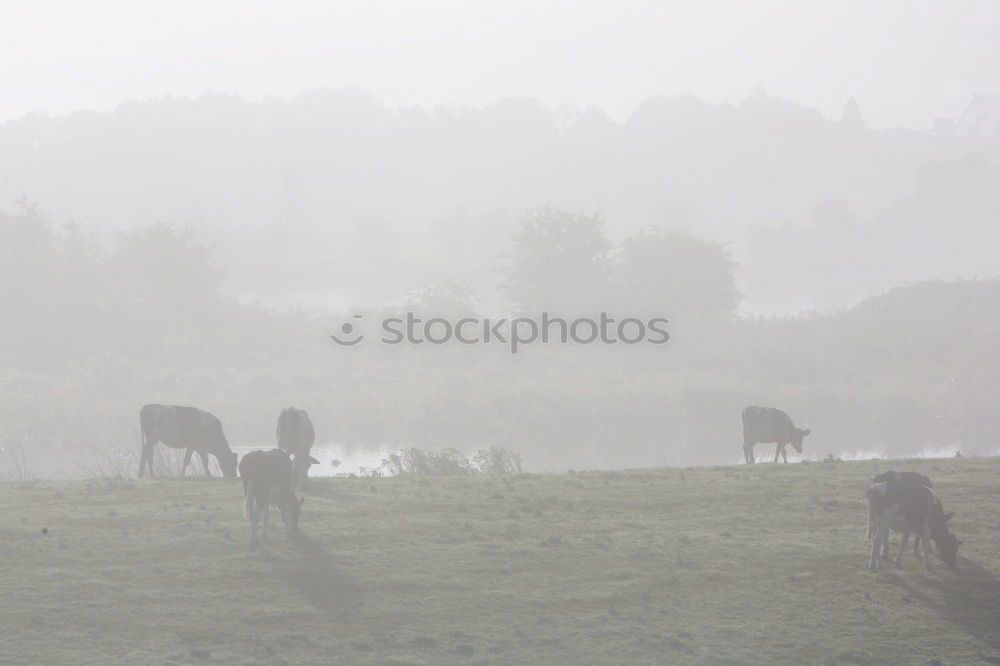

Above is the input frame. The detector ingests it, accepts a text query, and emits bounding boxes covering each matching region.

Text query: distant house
[953,94,1000,137]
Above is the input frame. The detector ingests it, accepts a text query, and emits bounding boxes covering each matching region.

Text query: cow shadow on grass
[291,534,364,619]
[260,533,364,620]
[883,557,1000,652]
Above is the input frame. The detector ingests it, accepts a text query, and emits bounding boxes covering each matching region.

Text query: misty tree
[0,202,114,367]
[404,279,479,319]
[502,207,613,314]
[108,222,224,314]
[0,204,61,366]
[615,228,741,319]
[840,97,865,129]
[104,222,228,362]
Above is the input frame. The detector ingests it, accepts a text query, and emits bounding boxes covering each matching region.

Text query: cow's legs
[199,450,212,477]
[867,502,874,541]
[139,438,158,478]
[261,503,271,542]
[872,527,893,570]
[913,533,930,557]
[869,526,885,570]
[248,499,261,549]
[895,531,910,566]
[743,441,755,464]
[870,505,898,570]
[180,448,194,476]
[919,523,933,570]
[773,444,785,463]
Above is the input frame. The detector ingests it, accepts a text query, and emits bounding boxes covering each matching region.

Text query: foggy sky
[3,0,998,129]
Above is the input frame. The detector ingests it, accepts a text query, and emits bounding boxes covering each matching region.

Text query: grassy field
[1,457,999,665]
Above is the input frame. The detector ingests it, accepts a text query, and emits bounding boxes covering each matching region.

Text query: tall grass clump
[2,447,37,482]
[472,446,522,474]
[378,446,522,476]
[75,442,138,479]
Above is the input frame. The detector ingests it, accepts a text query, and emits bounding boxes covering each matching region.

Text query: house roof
[954,94,1000,136]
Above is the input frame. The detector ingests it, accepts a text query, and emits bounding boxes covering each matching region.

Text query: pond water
[833,445,965,461]
[231,443,414,477]
[234,443,988,476]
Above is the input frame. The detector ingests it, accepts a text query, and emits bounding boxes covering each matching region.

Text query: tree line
[2,202,999,474]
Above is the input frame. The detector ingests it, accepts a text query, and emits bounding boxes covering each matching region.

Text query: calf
[866,481,960,570]
[239,449,305,550]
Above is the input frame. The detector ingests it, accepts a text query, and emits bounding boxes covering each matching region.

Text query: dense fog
[2,2,999,479]
[4,90,999,315]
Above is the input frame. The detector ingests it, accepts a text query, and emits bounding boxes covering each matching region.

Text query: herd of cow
[139,403,318,549]
[137,403,962,567]
[742,405,962,570]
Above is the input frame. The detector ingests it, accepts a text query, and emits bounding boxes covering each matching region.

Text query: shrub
[378,446,522,476]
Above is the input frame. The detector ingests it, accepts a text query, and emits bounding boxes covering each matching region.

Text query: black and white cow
[239,449,304,550]
[741,406,810,464]
[866,480,960,570]
[870,470,933,558]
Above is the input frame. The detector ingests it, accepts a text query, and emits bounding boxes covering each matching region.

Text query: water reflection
[232,443,392,477]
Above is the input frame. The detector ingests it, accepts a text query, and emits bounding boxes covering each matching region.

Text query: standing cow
[239,449,304,550]
[276,407,319,487]
[139,404,238,478]
[742,406,810,464]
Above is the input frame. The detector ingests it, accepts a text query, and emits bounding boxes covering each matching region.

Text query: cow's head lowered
[205,416,239,479]
[294,454,321,486]
[790,428,810,453]
[932,512,961,568]
[217,450,238,479]
[282,496,305,537]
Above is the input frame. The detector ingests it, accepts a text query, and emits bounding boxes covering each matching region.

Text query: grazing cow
[276,407,319,487]
[866,481,960,570]
[139,404,238,479]
[741,406,810,464]
[870,470,933,558]
[239,449,304,549]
